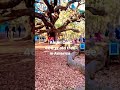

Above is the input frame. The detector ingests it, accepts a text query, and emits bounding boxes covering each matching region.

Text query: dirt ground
[0,40,34,89]
[95,64,120,90]
[1,40,120,90]
[0,40,85,90]
[35,43,85,90]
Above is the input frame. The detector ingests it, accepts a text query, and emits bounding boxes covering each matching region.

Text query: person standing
[115,25,120,40]
[12,26,15,38]
[5,26,9,38]
[48,35,51,44]
[51,37,54,44]
[79,35,83,43]
[74,38,77,44]
[18,25,21,37]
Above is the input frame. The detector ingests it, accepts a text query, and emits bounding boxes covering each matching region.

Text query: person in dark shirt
[79,35,83,43]
[115,26,120,40]
[83,38,85,42]
[5,26,9,38]
[18,26,21,37]
[12,27,15,38]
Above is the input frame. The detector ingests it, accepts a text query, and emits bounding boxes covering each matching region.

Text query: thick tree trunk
[8,30,14,41]
[22,17,32,40]
[22,34,32,40]
[49,31,56,41]
[23,28,32,40]
[55,32,60,41]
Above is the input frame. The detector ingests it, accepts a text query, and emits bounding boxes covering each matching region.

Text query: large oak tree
[0,0,107,40]
[35,0,85,41]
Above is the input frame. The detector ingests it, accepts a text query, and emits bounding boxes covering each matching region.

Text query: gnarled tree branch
[60,28,80,33]
[0,0,23,9]
[86,6,107,16]
[0,8,33,23]
[58,14,83,30]
[35,25,44,30]
[35,12,54,28]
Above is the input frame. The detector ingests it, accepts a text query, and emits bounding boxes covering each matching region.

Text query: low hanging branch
[4,8,33,17]
[35,25,45,30]
[86,6,107,16]
[0,17,16,23]
[0,8,33,23]
[36,27,80,34]
[35,13,54,28]
[58,14,83,30]
[54,0,76,12]
[35,29,81,36]
[36,29,47,34]
[61,28,80,33]
[0,0,23,9]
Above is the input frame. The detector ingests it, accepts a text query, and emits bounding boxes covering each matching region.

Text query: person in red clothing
[48,36,50,44]
[51,37,54,43]
[95,31,102,42]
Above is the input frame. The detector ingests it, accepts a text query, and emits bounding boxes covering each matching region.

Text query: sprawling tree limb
[0,8,33,23]
[54,0,82,12]
[35,13,54,28]
[58,14,83,30]
[43,0,55,24]
[36,30,47,34]
[35,25,44,30]
[0,17,16,23]
[35,0,84,36]
[35,27,80,34]
[60,28,80,33]
[54,1,74,12]
[58,19,76,30]
[86,6,107,16]
[36,0,83,26]
[0,0,23,9]
[4,8,33,17]
[24,0,34,8]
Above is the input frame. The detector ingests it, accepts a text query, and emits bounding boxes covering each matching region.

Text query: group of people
[48,36,54,44]
[5,25,23,39]
[105,23,120,42]
[89,30,102,43]
[89,23,120,43]
[47,35,85,45]
[72,35,85,45]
